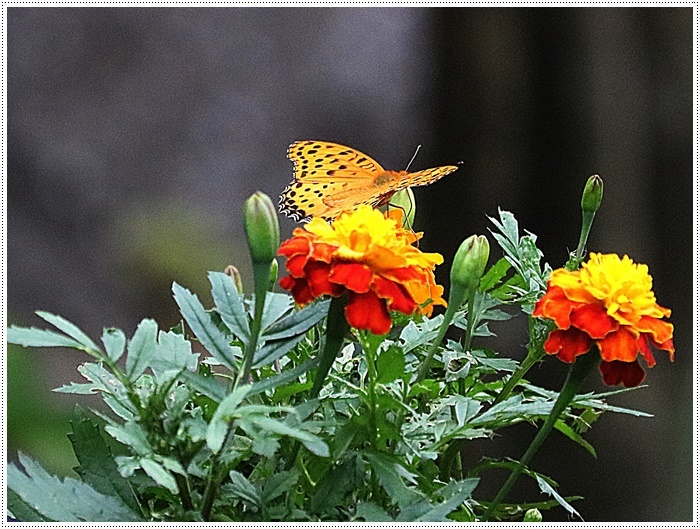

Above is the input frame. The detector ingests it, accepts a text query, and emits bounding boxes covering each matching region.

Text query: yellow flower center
[304,205,444,270]
[551,253,670,326]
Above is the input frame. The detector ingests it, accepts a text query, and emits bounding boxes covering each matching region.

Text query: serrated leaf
[173,282,238,371]
[480,257,512,292]
[311,456,364,515]
[258,292,294,332]
[364,452,423,508]
[101,328,126,362]
[376,346,405,384]
[8,453,142,521]
[125,319,158,380]
[7,325,83,349]
[36,311,101,353]
[105,421,151,455]
[206,384,252,452]
[248,415,329,457]
[228,470,261,508]
[396,478,479,522]
[536,474,583,521]
[7,488,51,521]
[209,271,250,341]
[248,356,320,397]
[178,369,226,402]
[150,330,199,377]
[252,332,306,368]
[261,299,329,341]
[261,470,300,504]
[355,502,393,522]
[554,419,597,458]
[69,407,141,514]
[139,458,178,494]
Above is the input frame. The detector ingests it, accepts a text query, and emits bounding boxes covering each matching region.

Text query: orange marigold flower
[279,205,446,335]
[533,253,674,387]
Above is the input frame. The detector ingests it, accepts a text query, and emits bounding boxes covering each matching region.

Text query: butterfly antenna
[405,145,422,172]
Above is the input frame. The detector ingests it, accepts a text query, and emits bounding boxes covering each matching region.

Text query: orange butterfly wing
[279,140,459,221]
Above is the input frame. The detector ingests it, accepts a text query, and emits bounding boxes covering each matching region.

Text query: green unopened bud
[224,265,244,294]
[451,235,490,292]
[523,508,542,522]
[268,259,279,290]
[581,174,603,214]
[388,187,416,229]
[244,192,280,265]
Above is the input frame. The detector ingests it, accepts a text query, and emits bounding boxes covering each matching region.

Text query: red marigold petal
[278,236,310,258]
[311,242,337,263]
[372,276,416,315]
[345,292,392,335]
[543,329,592,363]
[305,261,344,297]
[329,263,373,293]
[382,267,423,283]
[599,360,646,387]
[570,303,618,339]
[286,254,308,278]
[597,327,639,362]
[637,316,674,349]
[280,275,315,306]
[533,286,582,330]
[637,335,657,368]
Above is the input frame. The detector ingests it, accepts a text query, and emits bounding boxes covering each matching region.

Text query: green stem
[483,350,599,521]
[415,282,469,384]
[574,210,596,264]
[200,425,236,521]
[235,261,270,388]
[360,331,381,449]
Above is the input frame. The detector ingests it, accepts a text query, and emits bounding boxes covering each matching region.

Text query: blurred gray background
[7,7,693,522]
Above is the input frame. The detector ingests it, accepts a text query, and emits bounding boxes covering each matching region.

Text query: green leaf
[258,292,294,332]
[101,328,126,362]
[396,478,479,521]
[261,299,329,341]
[480,257,512,292]
[7,325,83,349]
[7,488,51,521]
[311,456,364,515]
[260,470,300,504]
[105,421,151,455]
[536,474,583,521]
[36,311,101,353]
[125,319,158,380]
[150,330,199,376]
[364,452,423,508]
[209,271,250,341]
[173,282,239,371]
[248,415,329,457]
[376,346,405,384]
[228,470,262,508]
[139,458,178,494]
[206,384,252,452]
[178,369,227,402]
[252,332,306,368]
[248,356,320,397]
[8,453,142,521]
[69,407,141,514]
[355,502,393,522]
[553,419,597,458]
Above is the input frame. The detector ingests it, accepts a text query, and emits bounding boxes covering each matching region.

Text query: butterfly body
[279,140,458,221]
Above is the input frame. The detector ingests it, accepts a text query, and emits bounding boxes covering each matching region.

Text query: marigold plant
[6,174,676,523]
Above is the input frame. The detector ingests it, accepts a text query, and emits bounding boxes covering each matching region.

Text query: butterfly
[279,140,459,221]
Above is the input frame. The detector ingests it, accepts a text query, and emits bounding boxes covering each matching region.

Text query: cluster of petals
[279,205,446,335]
[533,253,674,387]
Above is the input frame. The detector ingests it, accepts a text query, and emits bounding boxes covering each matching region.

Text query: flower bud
[451,235,490,291]
[244,192,280,265]
[581,174,603,214]
[523,508,542,522]
[268,258,279,290]
[388,187,416,229]
[224,265,244,294]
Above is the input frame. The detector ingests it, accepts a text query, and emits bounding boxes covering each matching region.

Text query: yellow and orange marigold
[279,206,446,335]
[533,253,674,387]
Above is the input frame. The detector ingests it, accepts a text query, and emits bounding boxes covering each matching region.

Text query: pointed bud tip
[451,234,490,291]
[581,174,604,213]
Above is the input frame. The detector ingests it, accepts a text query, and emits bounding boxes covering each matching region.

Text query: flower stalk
[572,174,603,268]
[483,348,600,520]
